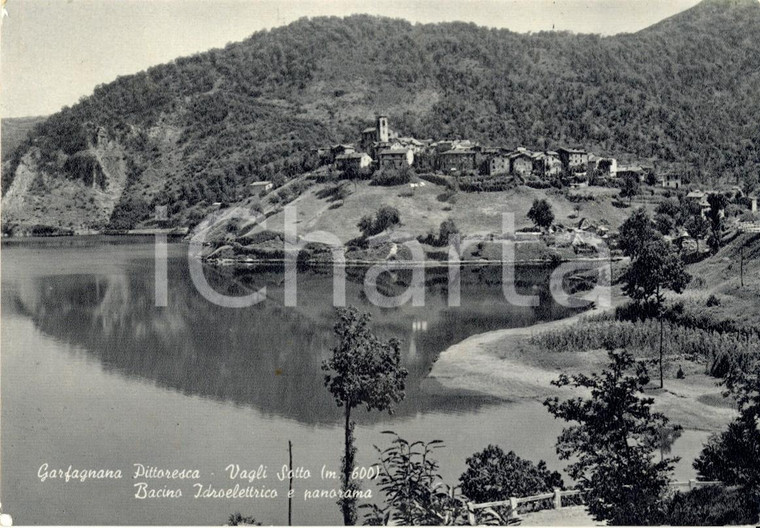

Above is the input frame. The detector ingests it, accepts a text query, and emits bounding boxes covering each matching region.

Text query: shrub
[364,433,479,526]
[662,486,758,525]
[457,174,513,192]
[418,219,459,247]
[316,183,350,202]
[566,192,594,202]
[694,416,760,486]
[417,173,453,187]
[459,445,563,504]
[706,294,721,307]
[227,513,262,526]
[525,179,552,189]
[438,219,459,245]
[357,206,401,238]
[437,190,457,203]
[370,167,412,186]
[375,206,400,232]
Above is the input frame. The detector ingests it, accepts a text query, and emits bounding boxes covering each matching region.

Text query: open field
[244,179,653,243]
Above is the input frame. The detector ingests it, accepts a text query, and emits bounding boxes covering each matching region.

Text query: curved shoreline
[424,300,737,432]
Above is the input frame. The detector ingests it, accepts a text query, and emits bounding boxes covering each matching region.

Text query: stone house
[439,149,477,173]
[489,156,510,176]
[660,174,682,189]
[249,181,273,193]
[510,151,534,177]
[557,147,589,170]
[378,148,414,170]
[336,152,373,172]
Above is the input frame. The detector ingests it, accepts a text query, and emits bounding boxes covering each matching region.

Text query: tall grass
[530,320,758,376]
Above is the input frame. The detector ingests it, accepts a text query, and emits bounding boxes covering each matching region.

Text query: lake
[0,237,707,525]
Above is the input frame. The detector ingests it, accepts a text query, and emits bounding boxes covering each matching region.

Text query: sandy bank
[425,304,737,432]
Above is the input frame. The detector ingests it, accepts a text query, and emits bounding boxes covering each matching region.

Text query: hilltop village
[190,113,760,270]
[251,115,759,248]
[313,115,672,190]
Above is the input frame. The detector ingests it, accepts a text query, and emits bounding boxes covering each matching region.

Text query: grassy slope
[258,180,648,244]
[684,232,760,327]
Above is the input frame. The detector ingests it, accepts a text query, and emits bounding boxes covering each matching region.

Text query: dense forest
[3,0,760,228]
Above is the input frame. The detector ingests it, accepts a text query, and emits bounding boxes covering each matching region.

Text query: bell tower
[376,114,389,143]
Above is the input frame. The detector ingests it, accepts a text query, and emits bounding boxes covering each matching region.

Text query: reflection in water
[3,240,706,526]
[10,254,579,425]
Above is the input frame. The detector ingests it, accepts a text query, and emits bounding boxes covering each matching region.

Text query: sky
[0,0,702,118]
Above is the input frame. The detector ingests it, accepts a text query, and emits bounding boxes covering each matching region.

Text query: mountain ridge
[2,7,759,232]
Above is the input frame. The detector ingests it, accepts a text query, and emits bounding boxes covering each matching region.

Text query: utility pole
[288,441,293,526]
[740,246,744,288]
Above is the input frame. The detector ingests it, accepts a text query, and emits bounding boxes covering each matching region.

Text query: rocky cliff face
[2,131,127,234]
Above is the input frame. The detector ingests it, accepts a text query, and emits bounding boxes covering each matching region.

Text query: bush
[694,416,760,486]
[227,513,262,526]
[459,445,563,504]
[316,183,350,202]
[358,206,401,238]
[438,219,459,245]
[706,294,721,307]
[525,179,552,189]
[418,219,459,247]
[457,174,514,192]
[437,190,457,203]
[364,433,475,526]
[417,173,453,187]
[662,486,758,525]
[370,167,412,186]
[566,192,595,202]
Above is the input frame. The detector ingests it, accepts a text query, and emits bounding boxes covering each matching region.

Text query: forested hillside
[1,116,47,160]
[2,0,759,231]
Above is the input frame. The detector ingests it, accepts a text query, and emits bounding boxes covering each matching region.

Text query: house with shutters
[557,147,589,170]
[378,148,414,170]
[439,149,477,173]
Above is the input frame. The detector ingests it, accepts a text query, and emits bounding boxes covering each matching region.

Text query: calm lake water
[1,237,707,525]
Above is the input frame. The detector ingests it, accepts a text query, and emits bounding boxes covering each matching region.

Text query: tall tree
[544,350,679,525]
[618,207,657,258]
[707,193,729,253]
[694,358,760,522]
[322,307,407,525]
[620,173,641,205]
[527,198,554,231]
[684,214,709,252]
[621,237,691,388]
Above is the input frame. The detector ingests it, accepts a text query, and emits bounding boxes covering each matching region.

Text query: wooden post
[553,488,562,510]
[466,502,476,526]
[509,497,519,520]
[288,441,293,526]
[740,246,744,287]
